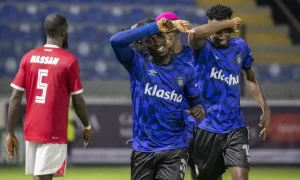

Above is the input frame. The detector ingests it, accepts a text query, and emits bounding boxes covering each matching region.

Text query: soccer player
[110,18,205,180]
[188,4,271,180]
[6,13,91,180]
[156,12,198,180]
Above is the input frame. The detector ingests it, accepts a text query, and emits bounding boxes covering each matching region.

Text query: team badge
[177,77,184,87]
[236,54,242,64]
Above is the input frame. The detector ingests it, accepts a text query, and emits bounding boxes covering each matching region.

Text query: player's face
[209,19,231,47]
[164,32,177,50]
[143,32,168,58]
[212,29,231,47]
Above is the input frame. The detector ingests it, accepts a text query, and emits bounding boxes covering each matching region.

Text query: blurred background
[0,0,300,179]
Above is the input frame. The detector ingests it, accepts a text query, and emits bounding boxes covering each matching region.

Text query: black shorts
[193,127,250,180]
[188,138,198,179]
[131,148,189,180]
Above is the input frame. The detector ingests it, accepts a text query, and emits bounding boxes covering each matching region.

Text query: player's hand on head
[172,20,192,33]
[259,109,271,140]
[83,126,92,148]
[231,17,242,33]
[185,106,205,120]
[6,134,19,160]
[182,20,192,31]
[157,18,176,33]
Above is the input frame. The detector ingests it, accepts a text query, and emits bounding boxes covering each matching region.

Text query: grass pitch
[0,166,299,180]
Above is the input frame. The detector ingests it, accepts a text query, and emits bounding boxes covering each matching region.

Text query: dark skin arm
[188,18,241,49]
[243,69,271,140]
[72,94,91,148]
[7,89,23,136]
[6,89,23,159]
[72,94,89,127]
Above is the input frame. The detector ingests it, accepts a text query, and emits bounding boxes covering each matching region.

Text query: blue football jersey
[175,45,197,139]
[125,50,200,152]
[193,38,253,134]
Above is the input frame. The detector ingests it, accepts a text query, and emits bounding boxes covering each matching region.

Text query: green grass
[0,167,299,180]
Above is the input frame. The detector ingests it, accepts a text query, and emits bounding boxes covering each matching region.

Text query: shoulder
[59,49,77,61]
[230,38,248,47]
[175,58,195,72]
[56,50,80,68]
[192,38,212,54]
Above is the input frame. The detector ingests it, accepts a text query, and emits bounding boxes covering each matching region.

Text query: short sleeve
[241,40,254,70]
[68,60,83,95]
[11,56,27,91]
[184,65,200,98]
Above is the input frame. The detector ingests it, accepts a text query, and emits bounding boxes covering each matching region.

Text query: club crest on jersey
[176,77,184,87]
[236,54,242,64]
[148,69,157,76]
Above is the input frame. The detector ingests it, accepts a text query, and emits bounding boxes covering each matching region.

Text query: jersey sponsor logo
[210,67,239,85]
[148,69,157,76]
[176,76,184,87]
[30,55,60,65]
[144,83,183,103]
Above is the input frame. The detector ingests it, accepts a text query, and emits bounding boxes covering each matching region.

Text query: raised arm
[110,22,159,64]
[188,18,241,49]
[110,19,175,66]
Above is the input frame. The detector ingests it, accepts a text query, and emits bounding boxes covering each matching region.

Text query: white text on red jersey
[30,55,60,65]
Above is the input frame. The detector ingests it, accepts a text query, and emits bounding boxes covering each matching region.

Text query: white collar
[44,44,59,48]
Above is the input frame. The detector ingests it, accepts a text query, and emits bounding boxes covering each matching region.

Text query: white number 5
[35,69,48,104]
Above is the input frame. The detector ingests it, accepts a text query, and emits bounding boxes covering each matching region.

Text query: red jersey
[11,44,83,144]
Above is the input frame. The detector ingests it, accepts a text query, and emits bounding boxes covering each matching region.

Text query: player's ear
[61,29,67,39]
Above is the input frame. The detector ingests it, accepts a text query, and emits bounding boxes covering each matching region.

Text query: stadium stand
[0,0,299,83]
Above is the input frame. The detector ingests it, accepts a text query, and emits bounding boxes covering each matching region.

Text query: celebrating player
[155,12,198,180]
[6,13,91,180]
[187,4,271,180]
[110,18,205,180]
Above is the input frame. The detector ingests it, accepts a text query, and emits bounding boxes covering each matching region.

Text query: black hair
[132,18,156,52]
[44,13,68,38]
[206,4,233,21]
[136,18,156,28]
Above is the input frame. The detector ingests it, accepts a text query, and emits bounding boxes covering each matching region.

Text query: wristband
[84,125,91,130]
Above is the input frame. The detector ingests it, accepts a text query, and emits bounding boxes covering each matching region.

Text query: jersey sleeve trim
[70,89,83,95]
[10,83,25,91]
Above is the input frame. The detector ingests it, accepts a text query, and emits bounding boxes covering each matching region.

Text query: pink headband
[155,12,179,21]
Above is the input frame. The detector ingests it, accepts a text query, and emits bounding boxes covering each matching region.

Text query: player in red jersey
[6,13,91,180]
